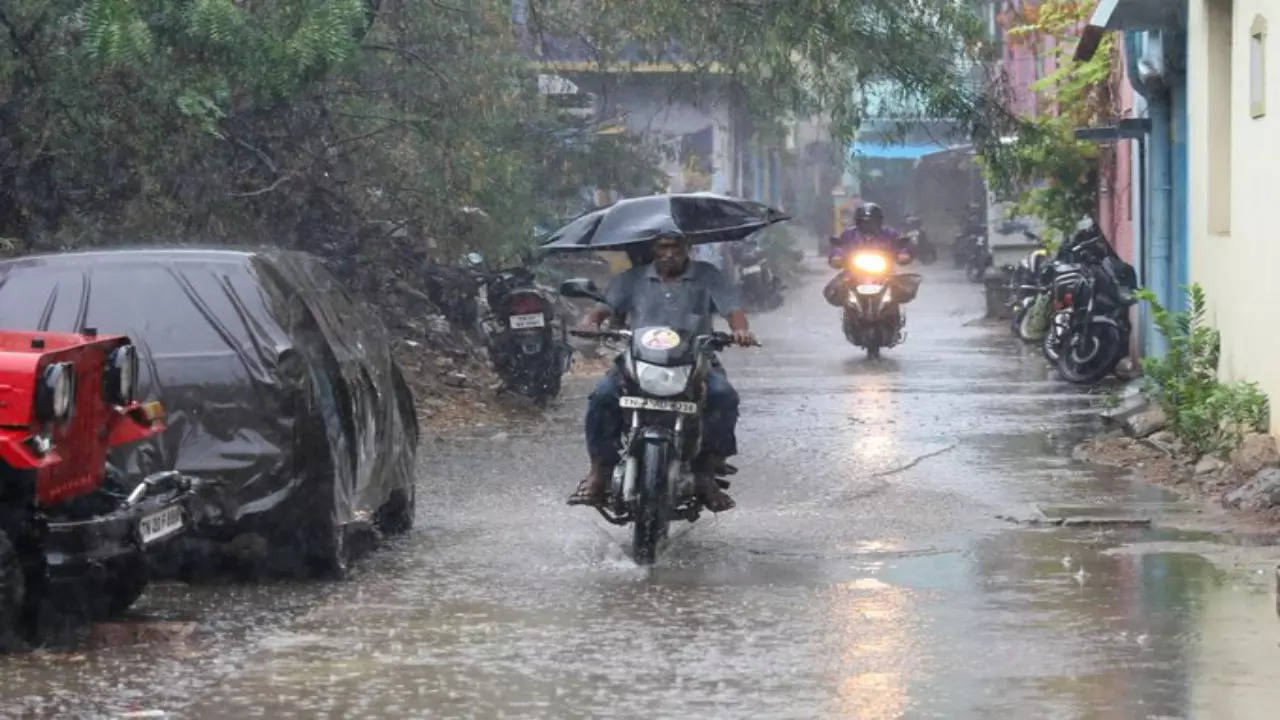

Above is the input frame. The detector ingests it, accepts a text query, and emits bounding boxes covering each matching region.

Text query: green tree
[977,0,1119,240]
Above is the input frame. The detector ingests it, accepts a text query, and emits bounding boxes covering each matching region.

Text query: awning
[1076,0,1187,61]
[851,141,960,160]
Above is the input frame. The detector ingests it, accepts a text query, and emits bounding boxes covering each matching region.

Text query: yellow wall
[1189,0,1280,434]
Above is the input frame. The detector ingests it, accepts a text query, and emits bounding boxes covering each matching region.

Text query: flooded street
[4,261,1279,719]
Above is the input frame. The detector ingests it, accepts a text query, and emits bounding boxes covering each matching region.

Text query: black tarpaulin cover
[0,249,418,539]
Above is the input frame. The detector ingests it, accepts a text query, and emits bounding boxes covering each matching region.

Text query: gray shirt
[603,260,741,335]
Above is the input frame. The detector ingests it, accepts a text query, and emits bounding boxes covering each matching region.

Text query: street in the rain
[1,261,1276,719]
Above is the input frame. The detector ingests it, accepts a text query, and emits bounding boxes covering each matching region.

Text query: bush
[1137,284,1269,457]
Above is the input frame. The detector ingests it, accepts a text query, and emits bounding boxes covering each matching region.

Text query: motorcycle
[903,215,938,265]
[1036,228,1138,383]
[1008,244,1051,341]
[559,278,751,564]
[964,232,992,282]
[952,210,986,268]
[824,242,921,359]
[469,253,570,401]
[732,238,784,310]
[1055,251,1138,384]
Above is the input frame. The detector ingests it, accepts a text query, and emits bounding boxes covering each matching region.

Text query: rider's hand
[578,315,602,332]
[732,329,757,347]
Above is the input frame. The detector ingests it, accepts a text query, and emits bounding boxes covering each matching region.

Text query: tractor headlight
[105,344,139,406]
[635,362,692,397]
[36,362,75,423]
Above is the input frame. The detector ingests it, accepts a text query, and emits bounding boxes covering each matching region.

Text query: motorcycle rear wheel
[632,442,671,565]
[917,244,938,265]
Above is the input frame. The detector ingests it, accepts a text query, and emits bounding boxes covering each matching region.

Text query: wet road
[4,260,1280,718]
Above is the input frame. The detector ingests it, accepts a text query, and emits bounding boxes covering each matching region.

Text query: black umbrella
[540,192,790,251]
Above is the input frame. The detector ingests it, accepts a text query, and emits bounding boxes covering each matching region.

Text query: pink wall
[1097,48,1137,267]
[999,1,1062,119]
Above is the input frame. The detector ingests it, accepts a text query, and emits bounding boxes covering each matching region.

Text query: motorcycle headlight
[105,344,139,406]
[852,252,888,274]
[36,362,75,423]
[635,361,692,397]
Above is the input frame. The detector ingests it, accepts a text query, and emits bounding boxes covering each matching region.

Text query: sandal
[695,474,736,513]
[567,476,606,507]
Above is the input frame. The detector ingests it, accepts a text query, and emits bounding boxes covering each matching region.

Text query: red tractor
[0,329,197,647]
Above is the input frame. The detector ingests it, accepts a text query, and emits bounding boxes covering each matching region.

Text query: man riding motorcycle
[826,202,913,330]
[829,202,906,260]
[568,233,756,512]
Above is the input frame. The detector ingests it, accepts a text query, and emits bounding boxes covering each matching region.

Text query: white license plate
[139,505,184,545]
[856,283,885,294]
[509,313,545,329]
[741,265,762,276]
[619,396,698,414]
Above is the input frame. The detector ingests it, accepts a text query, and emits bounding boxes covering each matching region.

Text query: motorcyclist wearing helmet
[824,202,912,341]
[828,202,909,263]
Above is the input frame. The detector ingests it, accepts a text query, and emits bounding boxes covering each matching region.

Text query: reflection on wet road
[3,261,1279,718]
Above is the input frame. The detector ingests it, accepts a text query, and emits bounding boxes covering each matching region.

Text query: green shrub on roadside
[1137,284,1269,457]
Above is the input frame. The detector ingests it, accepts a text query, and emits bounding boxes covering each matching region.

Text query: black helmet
[854,203,884,231]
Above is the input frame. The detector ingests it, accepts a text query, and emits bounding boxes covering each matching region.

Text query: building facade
[1187,0,1280,433]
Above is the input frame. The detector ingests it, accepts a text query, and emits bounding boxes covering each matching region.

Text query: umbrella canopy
[540,192,789,251]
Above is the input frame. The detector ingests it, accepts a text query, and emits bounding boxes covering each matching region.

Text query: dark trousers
[585,365,739,466]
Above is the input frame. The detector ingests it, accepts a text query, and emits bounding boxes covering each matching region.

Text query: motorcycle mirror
[559,277,606,303]
[466,252,485,268]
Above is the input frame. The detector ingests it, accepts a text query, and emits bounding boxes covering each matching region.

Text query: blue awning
[851,141,952,160]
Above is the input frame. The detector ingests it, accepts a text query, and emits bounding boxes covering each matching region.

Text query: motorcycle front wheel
[965,257,988,283]
[1058,322,1125,384]
[1015,297,1049,343]
[632,441,671,565]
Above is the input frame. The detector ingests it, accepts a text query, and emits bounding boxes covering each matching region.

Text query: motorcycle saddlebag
[1102,255,1138,290]
[889,273,923,304]
[823,274,850,307]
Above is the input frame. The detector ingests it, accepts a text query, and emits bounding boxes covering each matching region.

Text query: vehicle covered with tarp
[0,249,419,576]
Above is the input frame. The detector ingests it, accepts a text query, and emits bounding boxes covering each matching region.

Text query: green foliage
[1137,285,1270,457]
[526,0,1004,147]
[978,0,1117,241]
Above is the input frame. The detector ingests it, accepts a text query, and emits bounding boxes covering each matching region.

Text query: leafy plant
[978,0,1118,241]
[1137,284,1270,457]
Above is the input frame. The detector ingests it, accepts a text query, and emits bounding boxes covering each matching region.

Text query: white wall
[1188,0,1280,433]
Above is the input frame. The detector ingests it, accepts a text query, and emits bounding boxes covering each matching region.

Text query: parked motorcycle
[1036,228,1138,383]
[1007,243,1051,341]
[952,208,986,268]
[963,232,992,282]
[559,278,752,564]
[731,237,784,310]
[904,215,938,265]
[824,242,921,358]
[469,253,570,401]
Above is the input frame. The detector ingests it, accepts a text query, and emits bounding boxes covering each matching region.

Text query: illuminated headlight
[36,362,75,423]
[852,252,888,274]
[105,344,139,405]
[634,362,692,397]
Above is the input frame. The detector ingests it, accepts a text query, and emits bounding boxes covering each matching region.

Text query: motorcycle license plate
[619,396,698,414]
[856,284,884,294]
[139,504,184,545]
[741,265,762,276]
[509,313,545,329]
